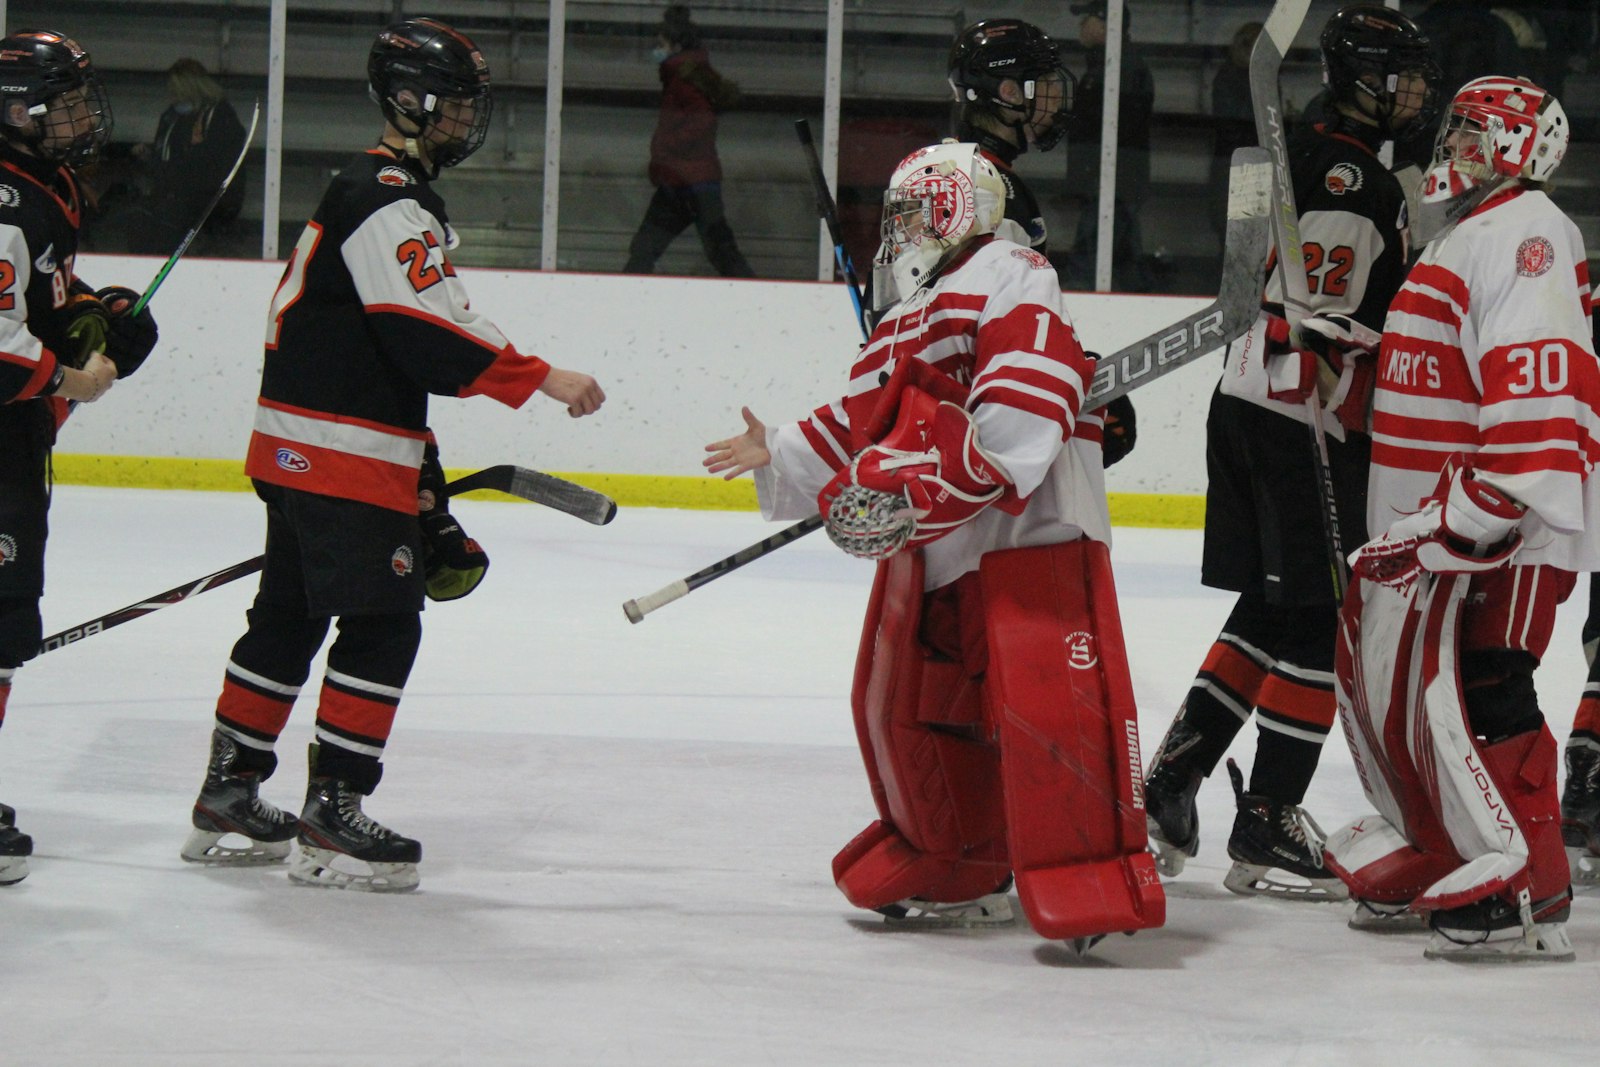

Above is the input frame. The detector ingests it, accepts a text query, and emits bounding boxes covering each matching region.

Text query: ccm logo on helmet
[275,448,311,473]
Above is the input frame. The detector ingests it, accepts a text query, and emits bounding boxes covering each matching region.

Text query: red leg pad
[1478,727,1570,904]
[835,552,1008,909]
[979,539,1166,939]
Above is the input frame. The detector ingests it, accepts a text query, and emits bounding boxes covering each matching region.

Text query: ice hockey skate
[1560,745,1600,885]
[0,802,31,886]
[1347,898,1425,933]
[290,775,420,893]
[875,891,1014,929]
[1221,760,1348,901]
[1424,889,1574,963]
[181,730,299,866]
[1144,719,1204,877]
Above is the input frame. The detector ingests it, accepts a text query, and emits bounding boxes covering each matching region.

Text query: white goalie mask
[1420,76,1568,208]
[872,142,1006,311]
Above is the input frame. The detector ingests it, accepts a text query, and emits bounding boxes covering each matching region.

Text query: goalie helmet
[1320,5,1439,142]
[0,30,112,165]
[369,18,493,175]
[874,142,1006,307]
[947,20,1071,152]
[1422,76,1568,205]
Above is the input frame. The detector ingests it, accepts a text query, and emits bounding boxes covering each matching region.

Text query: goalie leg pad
[979,539,1165,941]
[834,552,1009,910]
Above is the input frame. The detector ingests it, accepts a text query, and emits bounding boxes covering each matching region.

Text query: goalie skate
[181,731,298,866]
[1347,899,1426,933]
[875,891,1015,929]
[289,776,420,893]
[0,802,31,886]
[1221,761,1348,901]
[1144,720,1204,877]
[1560,746,1600,885]
[1424,890,1575,963]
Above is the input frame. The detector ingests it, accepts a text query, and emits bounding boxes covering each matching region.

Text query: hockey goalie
[704,142,1164,952]
[1324,76,1600,962]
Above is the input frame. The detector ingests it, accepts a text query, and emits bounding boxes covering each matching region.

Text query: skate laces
[336,791,393,840]
[1278,805,1328,869]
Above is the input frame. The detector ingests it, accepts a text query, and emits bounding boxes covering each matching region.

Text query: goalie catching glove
[819,386,1009,560]
[418,441,489,601]
[1352,458,1524,591]
[1263,311,1380,434]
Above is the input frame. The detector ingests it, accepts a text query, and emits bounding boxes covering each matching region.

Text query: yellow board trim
[48,454,1206,529]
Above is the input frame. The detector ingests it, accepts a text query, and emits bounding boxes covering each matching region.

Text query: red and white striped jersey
[1371,186,1600,570]
[754,236,1107,590]
[245,149,552,513]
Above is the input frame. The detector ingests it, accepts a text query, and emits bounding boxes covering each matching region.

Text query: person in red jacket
[622,5,752,277]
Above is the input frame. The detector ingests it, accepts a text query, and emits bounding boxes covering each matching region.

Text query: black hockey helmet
[0,30,112,165]
[368,17,493,173]
[948,19,1072,151]
[1321,4,1441,142]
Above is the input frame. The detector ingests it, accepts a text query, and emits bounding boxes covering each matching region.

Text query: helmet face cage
[1320,5,1441,142]
[0,31,113,165]
[874,143,1006,307]
[1428,77,1567,192]
[948,20,1073,151]
[369,19,493,171]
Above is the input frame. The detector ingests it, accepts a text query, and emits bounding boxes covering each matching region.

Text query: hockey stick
[37,465,615,655]
[620,149,1273,624]
[1249,1,1349,599]
[795,119,870,340]
[132,99,262,317]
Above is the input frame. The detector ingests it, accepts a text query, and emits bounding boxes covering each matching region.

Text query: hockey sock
[310,740,383,795]
[1569,646,1600,752]
[1173,635,1272,775]
[312,612,420,771]
[1247,663,1336,804]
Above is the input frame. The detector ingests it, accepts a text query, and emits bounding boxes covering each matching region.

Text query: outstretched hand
[539,367,606,417]
[704,406,770,479]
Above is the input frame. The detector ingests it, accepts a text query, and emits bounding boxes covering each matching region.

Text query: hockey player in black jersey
[947,18,1135,468]
[180,18,604,892]
[0,30,158,886]
[1142,5,1439,903]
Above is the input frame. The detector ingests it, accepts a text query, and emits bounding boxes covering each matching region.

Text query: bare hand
[56,351,118,403]
[539,367,605,417]
[704,406,770,479]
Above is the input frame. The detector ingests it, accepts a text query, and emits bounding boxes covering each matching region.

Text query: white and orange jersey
[1371,186,1600,569]
[754,236,1107,590]
[245,149,552,513]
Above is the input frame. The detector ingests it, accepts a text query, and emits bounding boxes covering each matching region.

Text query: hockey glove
[1263,312,1379,426]
[819,387,1008,560]
[96,286,158,379]
[1352,460,1524,591]
[418,439,489,601]
[1102,394,1137,467]
[62,289,109,370]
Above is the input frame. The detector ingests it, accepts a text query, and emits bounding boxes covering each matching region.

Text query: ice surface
[2,487,1593,1064]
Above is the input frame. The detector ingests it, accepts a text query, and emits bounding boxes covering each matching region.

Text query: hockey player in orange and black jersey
[1141,5,1439,900]
[179,17,604,892]
[946,18,1136,469]
[0,30,158,886]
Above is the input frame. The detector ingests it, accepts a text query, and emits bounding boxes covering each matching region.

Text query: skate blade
[1347,903,1426,934]
[289,845,419,893]
[1424,923,1575,963]
[1223,861,1349,902]
[1567,846,1600,886]
[181,829,293,866]
[0,854,29,886]
[1146,817,1196,878]
[878,894,1015,929]
[1066,934,1106,959]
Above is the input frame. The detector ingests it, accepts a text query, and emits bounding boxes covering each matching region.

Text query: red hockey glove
[96,286,158,379]
[1353,460,1524,591]
[1301,313,1380,434]
[819,387,1008,560]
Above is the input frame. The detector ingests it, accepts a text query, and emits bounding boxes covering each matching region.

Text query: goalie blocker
[832,539,1164,944]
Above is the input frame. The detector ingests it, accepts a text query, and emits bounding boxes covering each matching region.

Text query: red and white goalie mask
[872,142,1005,310]
[1422,76,1568,206]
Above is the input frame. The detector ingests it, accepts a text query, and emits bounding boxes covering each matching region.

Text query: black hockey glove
[96,286,158,379]
[1101,395,1137,467]
[62,288,109,369]
[418,440,489,601]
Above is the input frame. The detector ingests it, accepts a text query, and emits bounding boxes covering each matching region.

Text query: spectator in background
[130,59,248,256]
[1208,22,1260,240]
[1063,0,1156,292]
[623,5,752,277]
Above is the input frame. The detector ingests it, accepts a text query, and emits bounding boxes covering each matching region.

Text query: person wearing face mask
[622,4,751,277]
[129,58,248,256]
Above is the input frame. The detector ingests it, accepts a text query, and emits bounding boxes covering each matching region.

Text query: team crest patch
[1064,630,1099,670]
[1325,163,1363,196]
[377,166,415,187]
[0,185,19,208]
[34,243,56,274]
[274,447,311,473]
[0,534,16,566]
[391,545,415,576]
[1516,236,1554,277]
[1010,247,1052,270]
